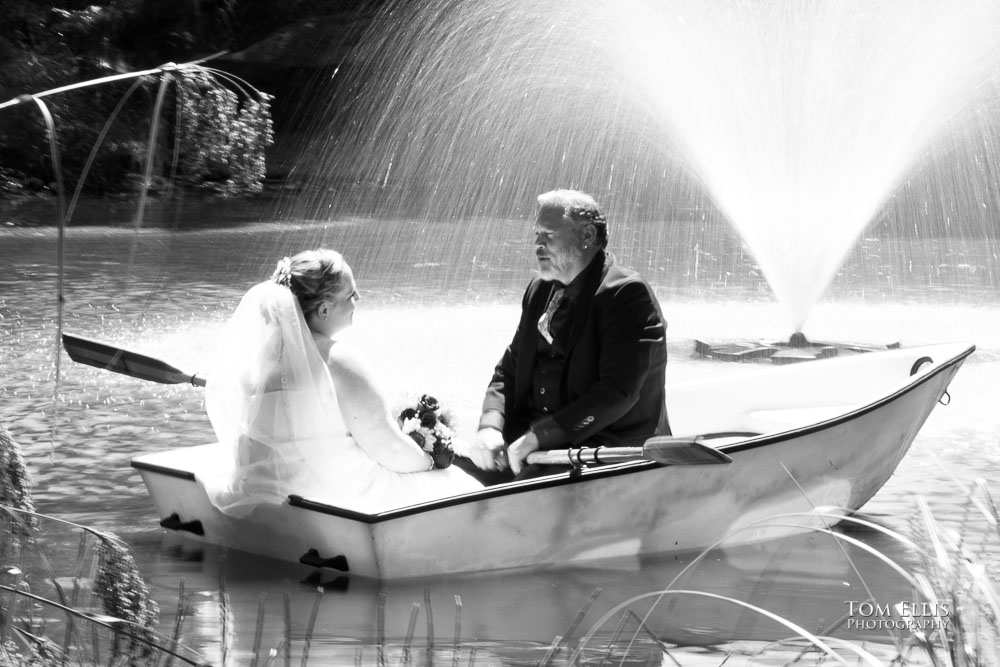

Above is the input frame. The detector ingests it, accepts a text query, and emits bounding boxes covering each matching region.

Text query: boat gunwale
[132,343,975,525]
[720,342,974,453]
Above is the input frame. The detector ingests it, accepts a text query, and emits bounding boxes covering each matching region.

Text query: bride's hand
[466,428,506,471]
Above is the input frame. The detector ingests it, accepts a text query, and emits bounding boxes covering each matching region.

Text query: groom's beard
[537,243,583,280]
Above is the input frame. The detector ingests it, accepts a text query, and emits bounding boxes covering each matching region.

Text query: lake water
[1,201,999,665]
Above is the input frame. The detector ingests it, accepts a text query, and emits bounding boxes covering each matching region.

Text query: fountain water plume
[594,0,1000,330]
[288,0,1000,331]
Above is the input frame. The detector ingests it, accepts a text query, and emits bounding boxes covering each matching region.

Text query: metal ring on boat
[590,446,605,465]
[939,391,951,406]
[909,356,933,376]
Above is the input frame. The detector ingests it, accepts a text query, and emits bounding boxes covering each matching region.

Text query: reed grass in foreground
[3,421,998,665]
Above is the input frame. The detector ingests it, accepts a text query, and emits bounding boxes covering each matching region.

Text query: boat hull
[132,342,973,579]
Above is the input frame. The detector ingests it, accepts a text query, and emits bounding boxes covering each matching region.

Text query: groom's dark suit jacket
[480,250,670,449]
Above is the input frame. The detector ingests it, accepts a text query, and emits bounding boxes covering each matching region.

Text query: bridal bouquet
[398,394,455,469]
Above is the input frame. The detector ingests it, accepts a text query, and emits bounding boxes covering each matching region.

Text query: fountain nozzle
[787,332,810,348]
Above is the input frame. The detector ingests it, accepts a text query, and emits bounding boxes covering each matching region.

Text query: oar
[61,333,207,387]
[525,435,737,467]
[59,333,740,467]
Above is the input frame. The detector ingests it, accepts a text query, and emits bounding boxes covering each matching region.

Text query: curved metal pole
[28,97,67,454]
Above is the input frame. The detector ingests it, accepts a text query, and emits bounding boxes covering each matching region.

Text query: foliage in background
[172,69,274,194]
[1,418,204,666]
[0,0,347,197]
[0,426,35,561]
[95,536,160,662]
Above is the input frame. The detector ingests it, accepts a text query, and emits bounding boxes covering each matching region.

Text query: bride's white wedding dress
[203,281,481,516]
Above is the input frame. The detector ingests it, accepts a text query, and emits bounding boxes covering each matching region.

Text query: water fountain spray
[284,0,1000,360]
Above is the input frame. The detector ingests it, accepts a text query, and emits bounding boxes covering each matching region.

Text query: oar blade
[61,333,203,386]
[642,436,733,465]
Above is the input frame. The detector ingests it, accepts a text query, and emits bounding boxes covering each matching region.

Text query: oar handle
[526,446,645,466]
[525,436,734,467]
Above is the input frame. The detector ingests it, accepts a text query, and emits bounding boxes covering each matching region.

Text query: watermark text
[845,601,950,632]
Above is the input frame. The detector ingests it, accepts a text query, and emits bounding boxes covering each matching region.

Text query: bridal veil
[204,281,344,516]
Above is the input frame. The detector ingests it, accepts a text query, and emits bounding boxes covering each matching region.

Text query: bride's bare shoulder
[321,339,370,377]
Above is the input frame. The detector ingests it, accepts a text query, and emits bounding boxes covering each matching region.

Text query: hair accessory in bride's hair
[273,256,293,287]
[398,394,455,469]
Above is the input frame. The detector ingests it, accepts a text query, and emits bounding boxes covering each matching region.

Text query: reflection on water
[2,217,999,663]
[131,524,933,664]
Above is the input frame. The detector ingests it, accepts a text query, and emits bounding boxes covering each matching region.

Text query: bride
[204,248,482,516]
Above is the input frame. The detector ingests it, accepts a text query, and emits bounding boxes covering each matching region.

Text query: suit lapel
[564,252,611,354]
[514,280,555,404]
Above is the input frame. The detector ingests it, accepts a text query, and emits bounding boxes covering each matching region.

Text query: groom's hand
[507,431,540,476]
[469,428,506,471]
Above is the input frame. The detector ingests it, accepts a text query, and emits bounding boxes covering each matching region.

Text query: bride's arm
[324,342,434,473]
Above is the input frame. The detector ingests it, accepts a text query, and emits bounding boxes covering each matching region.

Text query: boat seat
[742,405,857,435]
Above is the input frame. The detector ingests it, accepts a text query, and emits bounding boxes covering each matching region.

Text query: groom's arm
[470,337,516,471]
[468,283,536,471]
[479,281,534,433]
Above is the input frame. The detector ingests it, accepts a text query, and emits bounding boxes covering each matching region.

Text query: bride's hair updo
[271,249,349,315]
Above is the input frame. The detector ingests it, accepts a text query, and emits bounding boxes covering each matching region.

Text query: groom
[459,189,670,482]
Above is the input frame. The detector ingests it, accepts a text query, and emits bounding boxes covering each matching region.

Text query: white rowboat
[118,341,973,579]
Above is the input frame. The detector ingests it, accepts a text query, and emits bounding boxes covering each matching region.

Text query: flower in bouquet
[398,394,456,469]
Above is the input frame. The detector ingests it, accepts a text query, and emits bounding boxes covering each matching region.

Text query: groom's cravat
[537,287,565,344]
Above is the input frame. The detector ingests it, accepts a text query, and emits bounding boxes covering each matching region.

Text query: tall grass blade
[283,585,292,667]
[974,478,999,538]
[299,587,323,667]
[573,589,881,666]
[597,610,630,667]
[62,79,143,228]
[558,587,602,656]
[61,532,90,663]
[626,610,681,667]
[402,602,420,665]
[424,588,434,652]
[163,578,188,667]
[218,554,231,667]
[0,567,24,645]
[250,592,267,667]
[377,589,387,667]
[539,634,563,667]
[128,72,172,275]
[918,497,953,577]
[452,595,462,667]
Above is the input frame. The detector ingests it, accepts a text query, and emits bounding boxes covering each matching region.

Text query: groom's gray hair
[537,189,609,248]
